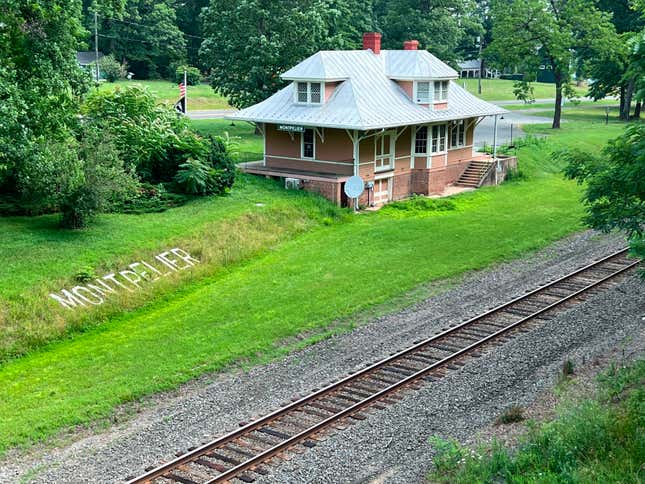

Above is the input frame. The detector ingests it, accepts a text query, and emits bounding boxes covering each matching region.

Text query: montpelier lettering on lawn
[50,248,200,309]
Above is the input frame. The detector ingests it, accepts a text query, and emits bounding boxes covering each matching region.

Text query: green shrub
[504,167,528,182]
[116,183,189,213]
[98,54,125,82]
[174,65,201,85]
[174,158,210,194]
[83,86,209,185]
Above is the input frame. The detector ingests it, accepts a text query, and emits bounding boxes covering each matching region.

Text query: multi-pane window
[375,134,392,171]
[295,82,323,104]
[415,81,431,104]
[431,124,447,153]
[310,82,321,103]
[450,120,465,148]
[434,80,449,101]
[297,82,308,103]
[302,128,315,158]
[414,126,428,154]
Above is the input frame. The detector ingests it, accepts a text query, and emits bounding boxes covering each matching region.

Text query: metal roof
[229,50,506,131]
[76,51,104,65]
[459,59,482,70]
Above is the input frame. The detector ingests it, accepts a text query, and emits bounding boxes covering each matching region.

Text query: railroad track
[129,248,639,484]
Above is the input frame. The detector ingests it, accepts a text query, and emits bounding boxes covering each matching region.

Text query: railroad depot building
[230,33,511,207]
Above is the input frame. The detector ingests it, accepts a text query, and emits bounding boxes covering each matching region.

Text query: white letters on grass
[49,248,200,309]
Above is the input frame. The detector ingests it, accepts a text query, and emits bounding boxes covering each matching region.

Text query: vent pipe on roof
[363,32,382,54]
[404,40,419,50]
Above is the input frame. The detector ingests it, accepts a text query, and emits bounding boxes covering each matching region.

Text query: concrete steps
[456,160,495,188]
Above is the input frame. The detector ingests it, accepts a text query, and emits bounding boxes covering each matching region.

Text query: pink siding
[397,81,413,99]
[434,102,448,110]
[325,82,339,101]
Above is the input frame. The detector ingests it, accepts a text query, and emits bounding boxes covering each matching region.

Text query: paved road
[473,110,553,149]
[187,109,237,119]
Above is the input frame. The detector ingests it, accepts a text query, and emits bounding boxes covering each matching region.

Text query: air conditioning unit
[285,178,303,190]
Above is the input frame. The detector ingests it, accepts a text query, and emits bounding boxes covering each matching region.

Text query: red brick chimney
[363,32,382,54]
[404,40,419,50]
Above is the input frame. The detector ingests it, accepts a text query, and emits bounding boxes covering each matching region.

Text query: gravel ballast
[0,231,641,483]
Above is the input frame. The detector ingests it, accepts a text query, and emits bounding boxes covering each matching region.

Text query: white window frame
[301,128,315,159]
[433,80,449,102]
[413,81,432,104]
[374,132,394,172]
[294,81,324,105]
[413,125,429,155]
[450,120,466,149]
[431,124,447,154]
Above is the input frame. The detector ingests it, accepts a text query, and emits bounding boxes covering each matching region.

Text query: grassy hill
[0,108,626,455]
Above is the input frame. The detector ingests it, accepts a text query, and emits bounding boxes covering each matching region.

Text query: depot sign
[50,248,200,310]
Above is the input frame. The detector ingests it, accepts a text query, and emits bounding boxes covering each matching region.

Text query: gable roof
[77,51,104,65]
[229,50,505,131]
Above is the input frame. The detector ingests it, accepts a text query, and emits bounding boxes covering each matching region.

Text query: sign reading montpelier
[50,248,200,309]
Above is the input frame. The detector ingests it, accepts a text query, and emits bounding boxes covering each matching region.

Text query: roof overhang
[280,76,348,82]
[225,109,508,132]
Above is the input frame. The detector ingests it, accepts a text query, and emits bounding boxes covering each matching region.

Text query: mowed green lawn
[98,80,230,110]
[0,117,625,455]
[460,78,587,101]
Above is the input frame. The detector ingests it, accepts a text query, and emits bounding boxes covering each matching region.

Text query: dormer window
[295,81,323,104]
[434,81,449,102]
[414,81,431,104]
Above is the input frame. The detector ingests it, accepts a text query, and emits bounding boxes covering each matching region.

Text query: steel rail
[205,251,639,483]
[130,247,636,483]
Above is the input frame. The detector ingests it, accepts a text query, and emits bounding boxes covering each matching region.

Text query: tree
[375,0,477,64]
[0,0,90,202]
[86,0,187,79]
[488,0,616,128]
[584,0,645,120]
[200,0,375,109]
[561,123,645,264]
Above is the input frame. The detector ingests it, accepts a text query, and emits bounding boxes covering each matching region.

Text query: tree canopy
[562,123,645,263]
[488,0,616,128]
[200,0,376,109]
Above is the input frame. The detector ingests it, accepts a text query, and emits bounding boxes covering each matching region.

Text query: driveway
[473,110,553,149]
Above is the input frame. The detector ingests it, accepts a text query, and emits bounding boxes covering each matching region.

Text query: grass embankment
[98,80,230,110]
[428,360,645,483]
[0,118,624,455]
[0,177,344,361]
[460,78,587,101]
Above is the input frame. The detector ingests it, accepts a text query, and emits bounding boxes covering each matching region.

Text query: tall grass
[428,360,645,483]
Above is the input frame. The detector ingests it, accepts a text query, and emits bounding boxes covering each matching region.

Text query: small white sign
[277,124,306,133]
[49,248,200,310]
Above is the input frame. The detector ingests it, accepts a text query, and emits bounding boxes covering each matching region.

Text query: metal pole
[353,131,359,211]
[184,70,188,113]
[94,12,100,83]
[477,36,482,95]
[492,115,498,159]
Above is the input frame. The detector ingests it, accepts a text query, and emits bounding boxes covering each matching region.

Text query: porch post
[492,114,499,185]
[352,130,359,210]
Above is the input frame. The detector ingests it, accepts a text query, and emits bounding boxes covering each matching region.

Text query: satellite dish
[344,175,365,198]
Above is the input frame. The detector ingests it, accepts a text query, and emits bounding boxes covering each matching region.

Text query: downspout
[352,130,360,210]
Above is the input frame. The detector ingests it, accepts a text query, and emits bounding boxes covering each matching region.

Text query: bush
[83,86,207,182]
[98,54,125,82]
[174,65,201,85]
[14,129,138,228]
[59,129,139,228]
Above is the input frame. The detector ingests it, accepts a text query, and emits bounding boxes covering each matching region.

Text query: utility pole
[94,12,100,83]
[477,36,482,95]
[184,70,188,113]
